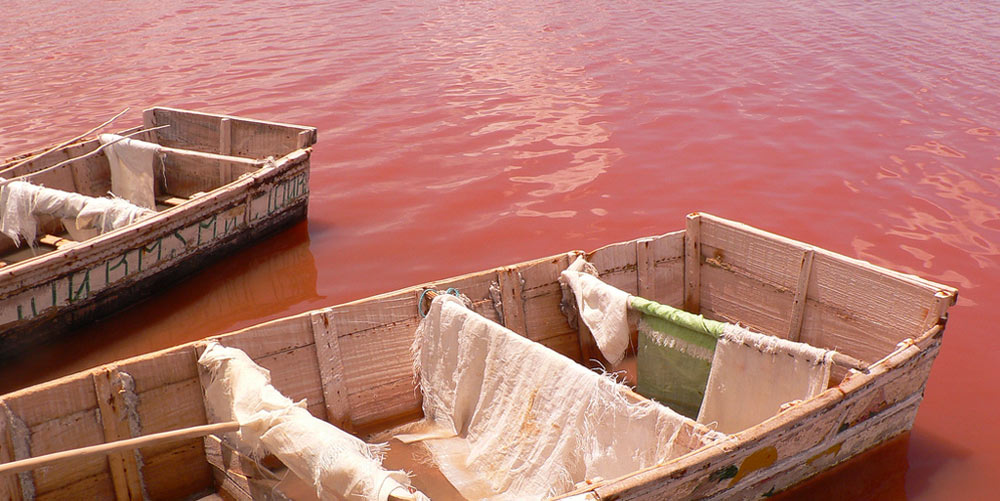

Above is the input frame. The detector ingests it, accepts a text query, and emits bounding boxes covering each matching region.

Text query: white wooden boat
[0,213,956,500]
[0,108,316,358]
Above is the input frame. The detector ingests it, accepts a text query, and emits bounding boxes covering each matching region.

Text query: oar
[0,421,239,477]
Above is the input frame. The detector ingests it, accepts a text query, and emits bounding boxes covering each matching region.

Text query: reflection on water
[0,222,320,394]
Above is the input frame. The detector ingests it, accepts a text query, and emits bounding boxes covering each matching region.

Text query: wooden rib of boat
[0,213,956,500]
[0,108,317,358]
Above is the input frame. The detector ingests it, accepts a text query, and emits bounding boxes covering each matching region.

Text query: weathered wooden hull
[0,108,315,359]
[0,214,956,500]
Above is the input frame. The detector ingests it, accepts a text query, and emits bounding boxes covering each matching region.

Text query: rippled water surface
[2,1,998,498]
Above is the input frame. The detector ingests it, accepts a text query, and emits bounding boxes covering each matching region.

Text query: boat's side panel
[202,313,326,421]
[687,213,953,363]
[145,107,317,159]
[589,325,944,500]
[111,345,212,499]
[0,373,117,499]
[642,231,686,308]
[325,269,504,431]
[517,254,582,360]
[0,154,310,358]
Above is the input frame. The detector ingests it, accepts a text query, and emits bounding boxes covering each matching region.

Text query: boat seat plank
[39,234,76,249]
[155,195,189,207]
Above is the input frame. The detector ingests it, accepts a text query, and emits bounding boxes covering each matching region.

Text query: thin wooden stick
[0,125,170,188]
[3,108,130,172]
[0,420,239,477]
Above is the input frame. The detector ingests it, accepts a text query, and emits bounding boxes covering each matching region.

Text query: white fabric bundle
[559,256,631,364]
[697,324,834,434]
[99,133,158,209]
[199,342,419,501]
[0,178,154,247]
[408,295,725,500]
[0,179,38,246]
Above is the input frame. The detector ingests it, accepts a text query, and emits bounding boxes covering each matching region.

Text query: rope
[418,288,463,317]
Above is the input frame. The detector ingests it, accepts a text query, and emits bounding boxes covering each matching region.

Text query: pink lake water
[1,1,998,498]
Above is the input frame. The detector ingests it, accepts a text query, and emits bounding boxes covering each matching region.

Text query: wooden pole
[0,125,171,187]
[4,108,130,172]
[0,421,239,477]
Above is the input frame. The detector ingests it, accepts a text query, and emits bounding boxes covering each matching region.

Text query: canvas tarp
[199,342,423,501]
[402,295,726,500]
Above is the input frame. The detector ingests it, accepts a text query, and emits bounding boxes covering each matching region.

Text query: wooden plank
[311,310,353,430]
[699,263,795,336]
[0,401,31,500]
[698,215,806,294]
[636,237,655,299]
[2,140,99,192]
[155,195,188,207]
[3,372,97,428]
[518,254,575,342]
[210,313,314,360]
[219,118,233,185]
[498,267,528,335]
[787,249,814,342]
[648,230,686,307]
[339,317,421,426]
[0,413,19,500]
[254,345,326,420]
[139,438,213,500]
[130,374,214,500]
[38,235,76,249]
[29,409,110,497]
[800,252,944,360]
[684,213,702,313]
[158,150,257,198]
[588,240,638,294]
[92,368,145,500]
[538,331,584,362]
[147,107,315,159]
[34,470,116,500]
[116,345,200,395]
[231,116,314,159]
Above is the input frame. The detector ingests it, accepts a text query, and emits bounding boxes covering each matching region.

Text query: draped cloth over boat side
[696,324,834,434]
[559,256,631,364]
[99,133,158,210]
[0,178,154,247]
[405,295,726,500]
[198,342,421,501]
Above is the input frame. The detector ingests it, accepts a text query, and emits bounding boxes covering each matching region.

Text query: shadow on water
[0,220,321,394]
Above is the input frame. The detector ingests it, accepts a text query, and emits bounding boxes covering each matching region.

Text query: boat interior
[0,108,315,267]
[0,214,956,500]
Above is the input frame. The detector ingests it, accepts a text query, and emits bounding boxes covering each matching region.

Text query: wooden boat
[0,213,956,500]
[0,108,317,358]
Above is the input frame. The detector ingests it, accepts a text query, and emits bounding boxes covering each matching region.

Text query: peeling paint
[729,445,778,487]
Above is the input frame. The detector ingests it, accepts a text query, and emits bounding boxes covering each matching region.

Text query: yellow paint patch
[807,442,843,466]
[728,446,778,487]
